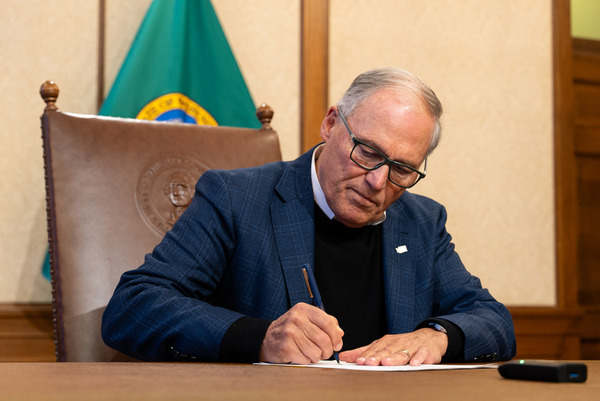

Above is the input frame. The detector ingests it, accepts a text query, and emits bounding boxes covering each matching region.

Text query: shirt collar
[310,145,386,225]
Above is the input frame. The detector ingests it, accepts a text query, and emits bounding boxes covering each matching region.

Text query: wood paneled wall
[0,304,54,362]
[0,304,584,362]
[573,38,600,359]
[510,307,582,360]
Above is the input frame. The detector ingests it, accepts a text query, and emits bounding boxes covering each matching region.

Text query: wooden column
[553,0,578,309]
[301,0,329,152]
[573,37,600,359]
[97,0,106,111]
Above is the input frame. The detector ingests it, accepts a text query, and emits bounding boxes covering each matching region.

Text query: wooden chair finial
[256,104,273,130]
[40,81,59,111]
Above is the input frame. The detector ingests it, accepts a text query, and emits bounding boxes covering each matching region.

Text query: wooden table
[0,361,597,400]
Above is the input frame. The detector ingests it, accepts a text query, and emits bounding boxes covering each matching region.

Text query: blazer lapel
[270,151,316,307]
[382,201,417,334]
[269,149,419,330]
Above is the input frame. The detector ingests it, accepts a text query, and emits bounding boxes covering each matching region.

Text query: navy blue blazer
[102,148,516,362]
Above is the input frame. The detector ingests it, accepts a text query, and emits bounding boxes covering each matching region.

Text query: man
[102,67,516,365]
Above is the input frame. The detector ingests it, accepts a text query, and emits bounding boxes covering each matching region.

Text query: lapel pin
[395,245,408,254]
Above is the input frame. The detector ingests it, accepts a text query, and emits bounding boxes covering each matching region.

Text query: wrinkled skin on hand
[339,328,448,366]
[259,303,344,364]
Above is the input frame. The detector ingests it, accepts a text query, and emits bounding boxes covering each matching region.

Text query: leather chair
[39,81,282,361]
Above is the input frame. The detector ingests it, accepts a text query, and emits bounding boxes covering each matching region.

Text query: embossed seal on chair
[136,156,208,235]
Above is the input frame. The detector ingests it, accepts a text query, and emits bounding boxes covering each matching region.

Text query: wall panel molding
[0,303,586,362]
[0,304,54,362]
[509,307,582,360]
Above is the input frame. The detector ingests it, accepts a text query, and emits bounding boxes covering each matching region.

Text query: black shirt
[313,205,387,351]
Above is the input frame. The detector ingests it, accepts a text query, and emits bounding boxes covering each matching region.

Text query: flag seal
[136,93,218,125]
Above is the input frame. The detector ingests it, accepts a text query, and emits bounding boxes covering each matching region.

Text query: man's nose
[365,165,389,190]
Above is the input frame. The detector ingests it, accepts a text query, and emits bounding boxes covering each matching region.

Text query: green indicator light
[519,360,525,364]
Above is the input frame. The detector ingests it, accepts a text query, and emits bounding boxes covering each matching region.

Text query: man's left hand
[338,328,448,366]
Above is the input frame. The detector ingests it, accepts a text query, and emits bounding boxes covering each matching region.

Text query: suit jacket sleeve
[101,168,277,361]
[408,195,517,362]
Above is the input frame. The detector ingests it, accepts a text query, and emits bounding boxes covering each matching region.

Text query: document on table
[255,360,498,371]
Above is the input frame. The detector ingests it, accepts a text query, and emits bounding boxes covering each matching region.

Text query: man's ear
[320,106,339,142]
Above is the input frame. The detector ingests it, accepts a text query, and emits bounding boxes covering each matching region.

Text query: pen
[302,263,340,363]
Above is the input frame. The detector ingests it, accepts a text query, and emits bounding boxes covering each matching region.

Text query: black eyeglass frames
[337,109,427,189]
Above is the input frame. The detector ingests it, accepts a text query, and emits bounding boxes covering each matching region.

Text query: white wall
[330,0,555,305]
[0,0,555,306]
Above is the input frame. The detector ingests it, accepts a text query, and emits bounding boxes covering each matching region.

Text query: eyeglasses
[338,109,427,189]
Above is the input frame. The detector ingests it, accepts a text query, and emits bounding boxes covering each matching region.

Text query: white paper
[255,360,498,371]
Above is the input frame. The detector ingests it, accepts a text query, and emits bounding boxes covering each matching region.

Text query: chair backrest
[39,81,282,361]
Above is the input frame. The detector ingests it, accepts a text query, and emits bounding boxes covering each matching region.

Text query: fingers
[340,339,408,366]
[307,308,344,352]
[259,303,343,364]
[338,345,368,363]
[355,338,413,366]
[342,328,448,366]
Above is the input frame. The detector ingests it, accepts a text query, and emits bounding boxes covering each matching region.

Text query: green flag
[43,0,258,282]
[42,249,51,281]
[99,0,259,128]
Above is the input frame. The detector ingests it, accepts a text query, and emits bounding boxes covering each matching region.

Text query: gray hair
[335,67,443,156]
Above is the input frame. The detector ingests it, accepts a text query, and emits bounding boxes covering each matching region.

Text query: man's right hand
[259,302,344,364]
